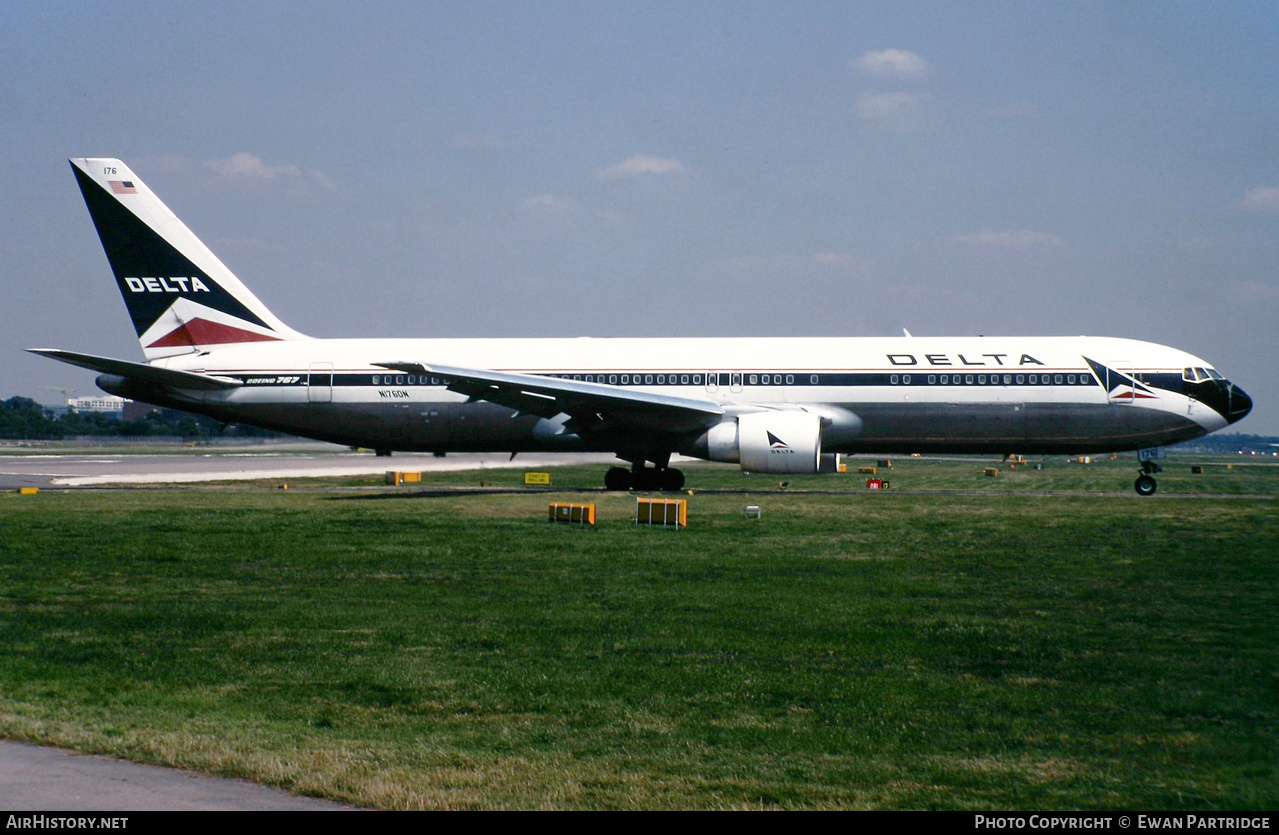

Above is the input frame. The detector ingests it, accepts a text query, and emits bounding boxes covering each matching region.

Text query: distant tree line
[0,397,287,440]
[1180,432,1279,454]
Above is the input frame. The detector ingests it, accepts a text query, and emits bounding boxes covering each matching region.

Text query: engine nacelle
[701,410,825,474]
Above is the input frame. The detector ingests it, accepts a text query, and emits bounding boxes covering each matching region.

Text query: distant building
[68,395,127,417]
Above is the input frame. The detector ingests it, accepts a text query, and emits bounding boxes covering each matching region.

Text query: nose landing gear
[1134,460,1161,496]
[1134,446,1165,496]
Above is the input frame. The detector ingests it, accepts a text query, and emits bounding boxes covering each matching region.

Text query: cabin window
[681,375,689,384]
[978,375,987,384]
[749,374,758,385]
[786,375,793,384]
[810,375,819,384]
[1054,374,1063,384]
[903,374,911,385]
[890,375,899,384]
[965,375,974,384]
[928,375,936,384]
[693,374,702,384]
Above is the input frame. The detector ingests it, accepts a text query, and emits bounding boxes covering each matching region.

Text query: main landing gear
[604,463,685,492]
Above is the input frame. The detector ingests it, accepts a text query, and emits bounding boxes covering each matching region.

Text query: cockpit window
[1183,367,1225,383]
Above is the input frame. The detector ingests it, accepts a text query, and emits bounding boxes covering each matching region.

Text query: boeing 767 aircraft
[32,158,1252,494]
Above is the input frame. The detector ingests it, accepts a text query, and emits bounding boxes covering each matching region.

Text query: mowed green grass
[0,456,1275,809]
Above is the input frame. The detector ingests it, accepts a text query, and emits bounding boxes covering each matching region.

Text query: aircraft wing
[28,349,243,391]
[374,361,724,433]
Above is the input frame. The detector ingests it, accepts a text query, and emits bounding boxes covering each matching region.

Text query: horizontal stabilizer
[28,349,243,391]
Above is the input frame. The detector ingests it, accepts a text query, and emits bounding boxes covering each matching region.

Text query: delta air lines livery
[33,158,1252,494]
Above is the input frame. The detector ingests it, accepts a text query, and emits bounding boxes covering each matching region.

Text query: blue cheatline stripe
[221,370,1104,389]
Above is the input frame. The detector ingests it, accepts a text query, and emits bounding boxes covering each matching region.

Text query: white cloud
[855,91,931,126]
[597,155,689,180]
[852,49,931,80]
[203,152,336,191]
[308,170,338,192]
[520,194,577,215]
[948,229,1066,249]
[1233,186,1279,213]
[205,152,301,179]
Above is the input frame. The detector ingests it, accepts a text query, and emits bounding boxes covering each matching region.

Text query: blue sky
[4,1,1278,433]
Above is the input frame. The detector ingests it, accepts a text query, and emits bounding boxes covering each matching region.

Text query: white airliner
[32,158,1252,495]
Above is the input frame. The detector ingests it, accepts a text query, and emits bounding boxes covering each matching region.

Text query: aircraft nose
[1227,382,1252,424]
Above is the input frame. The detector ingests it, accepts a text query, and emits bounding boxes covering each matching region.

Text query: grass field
[0,453,1275,809]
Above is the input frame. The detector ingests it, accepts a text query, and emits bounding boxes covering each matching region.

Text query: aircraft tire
[632,469,661,492]
[659,468,685,492]
[604,467,632,491]
[1134,474,1158,496]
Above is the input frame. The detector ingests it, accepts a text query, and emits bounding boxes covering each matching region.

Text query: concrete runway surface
[0,442,621,489]
[0,740,357,811]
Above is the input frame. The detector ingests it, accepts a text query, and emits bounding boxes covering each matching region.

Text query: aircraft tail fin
[69,158,307,360]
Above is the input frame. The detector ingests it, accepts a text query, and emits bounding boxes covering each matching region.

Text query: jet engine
[698,410,828,474]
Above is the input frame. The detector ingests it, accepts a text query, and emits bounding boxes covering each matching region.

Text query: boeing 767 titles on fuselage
[32,158,1252,495]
